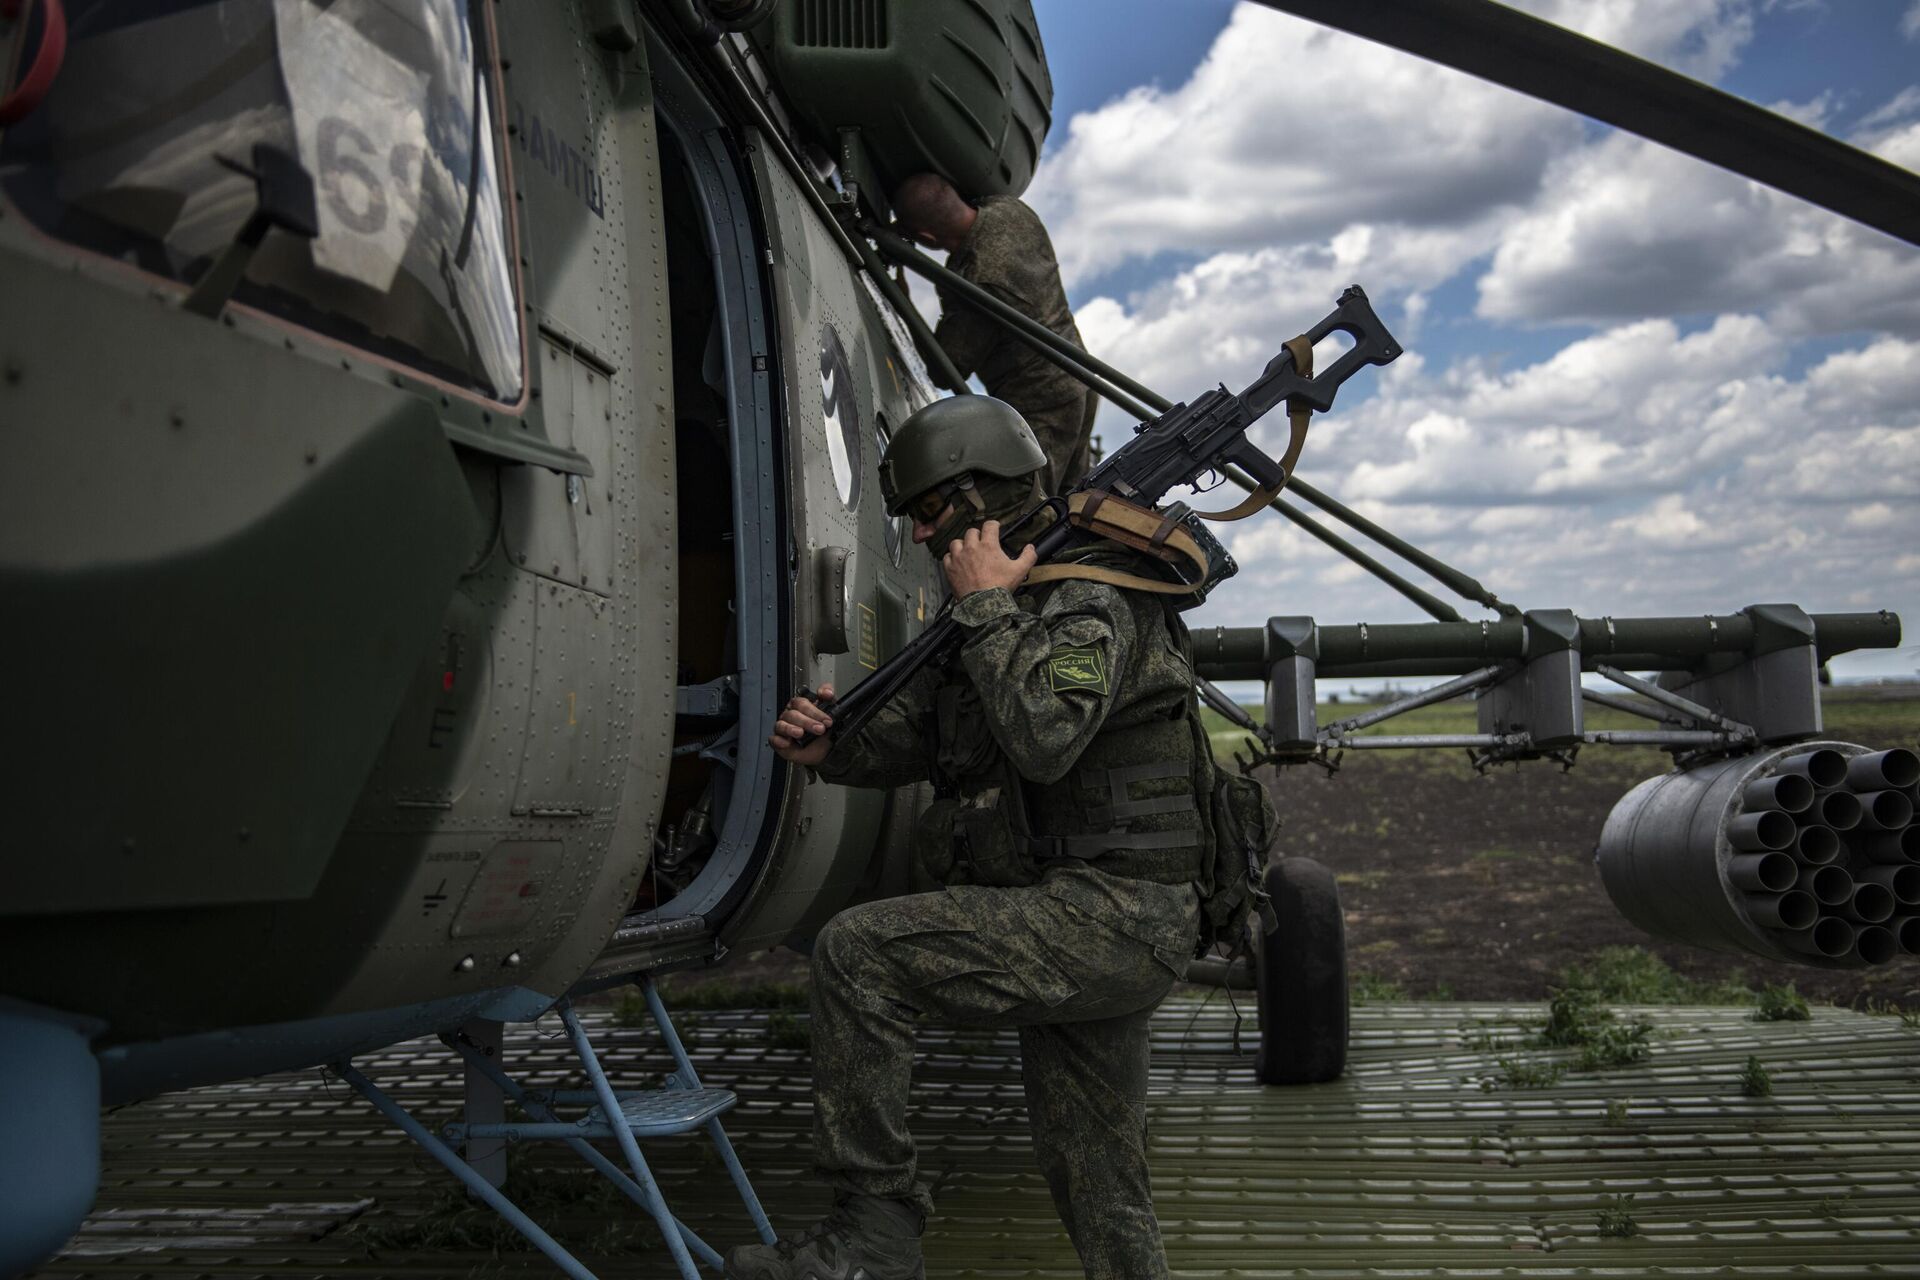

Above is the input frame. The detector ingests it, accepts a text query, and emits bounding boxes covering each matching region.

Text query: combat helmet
[879,395,1045,517]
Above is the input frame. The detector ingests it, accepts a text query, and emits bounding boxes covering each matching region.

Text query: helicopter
[0,0,1911,1274]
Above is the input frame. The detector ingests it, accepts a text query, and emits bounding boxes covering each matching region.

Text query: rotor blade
[1252,0,1920,250]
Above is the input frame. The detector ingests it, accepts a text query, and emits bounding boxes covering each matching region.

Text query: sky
[1012,0,1920,683]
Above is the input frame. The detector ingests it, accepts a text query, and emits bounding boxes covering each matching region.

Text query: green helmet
[879,395,1046,516]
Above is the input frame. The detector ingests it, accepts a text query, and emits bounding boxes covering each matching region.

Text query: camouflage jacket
[816,563,1201,953]
[936,198,1092,406]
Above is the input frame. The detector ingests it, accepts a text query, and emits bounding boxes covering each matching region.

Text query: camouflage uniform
[812,558,1203,1280]
[934,197,1098,493]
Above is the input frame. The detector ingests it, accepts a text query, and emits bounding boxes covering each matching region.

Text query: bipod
[334,978,774,1278]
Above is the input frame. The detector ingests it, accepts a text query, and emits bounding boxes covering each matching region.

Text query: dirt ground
[1263,685,1920,1010]
[677,687,1920,1012]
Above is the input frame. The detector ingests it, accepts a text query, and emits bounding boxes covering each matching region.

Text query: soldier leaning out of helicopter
[892,172,1098,494]
[744,396,1264,1280]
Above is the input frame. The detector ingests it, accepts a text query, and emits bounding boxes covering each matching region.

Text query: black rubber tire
[1253,856,1349,1084]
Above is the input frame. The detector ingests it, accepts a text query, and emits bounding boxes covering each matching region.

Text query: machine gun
[799,286,1402,745]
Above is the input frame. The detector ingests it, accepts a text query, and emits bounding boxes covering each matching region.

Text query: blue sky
[1017,1,1920,682]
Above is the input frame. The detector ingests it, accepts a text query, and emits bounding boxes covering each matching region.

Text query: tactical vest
[911,549,1206,890]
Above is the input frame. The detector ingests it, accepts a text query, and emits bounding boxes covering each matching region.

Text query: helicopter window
[819,326,862,509]
[0,0,523,402]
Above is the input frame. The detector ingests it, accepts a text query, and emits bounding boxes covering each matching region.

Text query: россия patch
[1048,646,1108,694]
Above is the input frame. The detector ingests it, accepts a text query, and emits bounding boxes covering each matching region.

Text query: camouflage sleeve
[932,287,999,382]
[949,581,1135,785]
[957,202,1054,317]
[813,669,935,790]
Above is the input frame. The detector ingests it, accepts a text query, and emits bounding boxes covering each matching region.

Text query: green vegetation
[1537,984,1613,1046]
[1536,983,1655,1071]
[1604,1098,1632,1127]
[1556,946,1755,1006]
[1486,1057,1565,1090]
[1738,1055,1773,1097]
[1459,1024,1518,1052]
[1751,983,1812,1022]
[1596,1195,1639,1238]
[1862,998,1920,1029]
[1350,972,1407,1005]
[1473,968,1665,1088]
[1574,1021,1653,1071]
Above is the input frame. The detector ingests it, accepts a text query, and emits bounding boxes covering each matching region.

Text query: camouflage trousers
[810,883,1185,1280]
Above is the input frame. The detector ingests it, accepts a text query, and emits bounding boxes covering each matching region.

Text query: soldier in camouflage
[892,173,1098,493]
[730,397,1208,1280]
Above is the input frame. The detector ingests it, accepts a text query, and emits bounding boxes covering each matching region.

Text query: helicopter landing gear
[1253,856,1349,1085]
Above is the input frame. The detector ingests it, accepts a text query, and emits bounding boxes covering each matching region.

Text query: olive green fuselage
[0,0,944,1099]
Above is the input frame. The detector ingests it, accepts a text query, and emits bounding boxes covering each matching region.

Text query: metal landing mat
[33,1000,1920,1277]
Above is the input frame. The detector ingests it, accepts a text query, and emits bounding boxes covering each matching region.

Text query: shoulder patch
[1048,646,1110,695]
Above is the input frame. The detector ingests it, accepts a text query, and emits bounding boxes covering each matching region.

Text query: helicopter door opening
[605,38,786,954]
[647,126,736,912]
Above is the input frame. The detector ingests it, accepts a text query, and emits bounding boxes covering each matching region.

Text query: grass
[1473,960,1677,1088]
[1738,1054,1774,1097]
[1573,1022,1654,1071]
[1862,998,1920,1029]
[1485,1057,1565,1090]
[1556,946,1756,1006]
[1752,983,1812,1022]
[1350,972,1407,1004]
[1596,1195,1639,1238]
[1536,983,1655,1070]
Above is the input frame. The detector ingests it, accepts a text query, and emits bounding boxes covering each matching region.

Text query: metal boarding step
[333,978,774,1280]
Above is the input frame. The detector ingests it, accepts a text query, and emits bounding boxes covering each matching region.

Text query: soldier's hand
[769,683,835,766]
[942,521,1039,598]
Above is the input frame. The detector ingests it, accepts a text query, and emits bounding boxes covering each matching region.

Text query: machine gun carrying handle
[1246,285,1402,419]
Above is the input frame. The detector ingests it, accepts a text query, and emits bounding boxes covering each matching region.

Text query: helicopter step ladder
[334,977,775,1280]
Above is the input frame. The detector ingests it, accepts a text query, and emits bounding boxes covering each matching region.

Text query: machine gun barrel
[799,288,1401,746]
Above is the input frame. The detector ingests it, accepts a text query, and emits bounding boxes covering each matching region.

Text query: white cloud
[1904,2,1920,40]
[1858,86,1920,132]
[1074,227,1491,406]
[1028,3,1580,287]
[1531,0,1754,77]
[1847,502,1898,528]
[1194,314,1919,643]
[1030,1,1758,292]
[1474,131,1920,335]
[1036,0,1920,346]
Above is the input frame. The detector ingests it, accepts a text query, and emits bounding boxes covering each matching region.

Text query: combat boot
[724,1192,924,1280]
